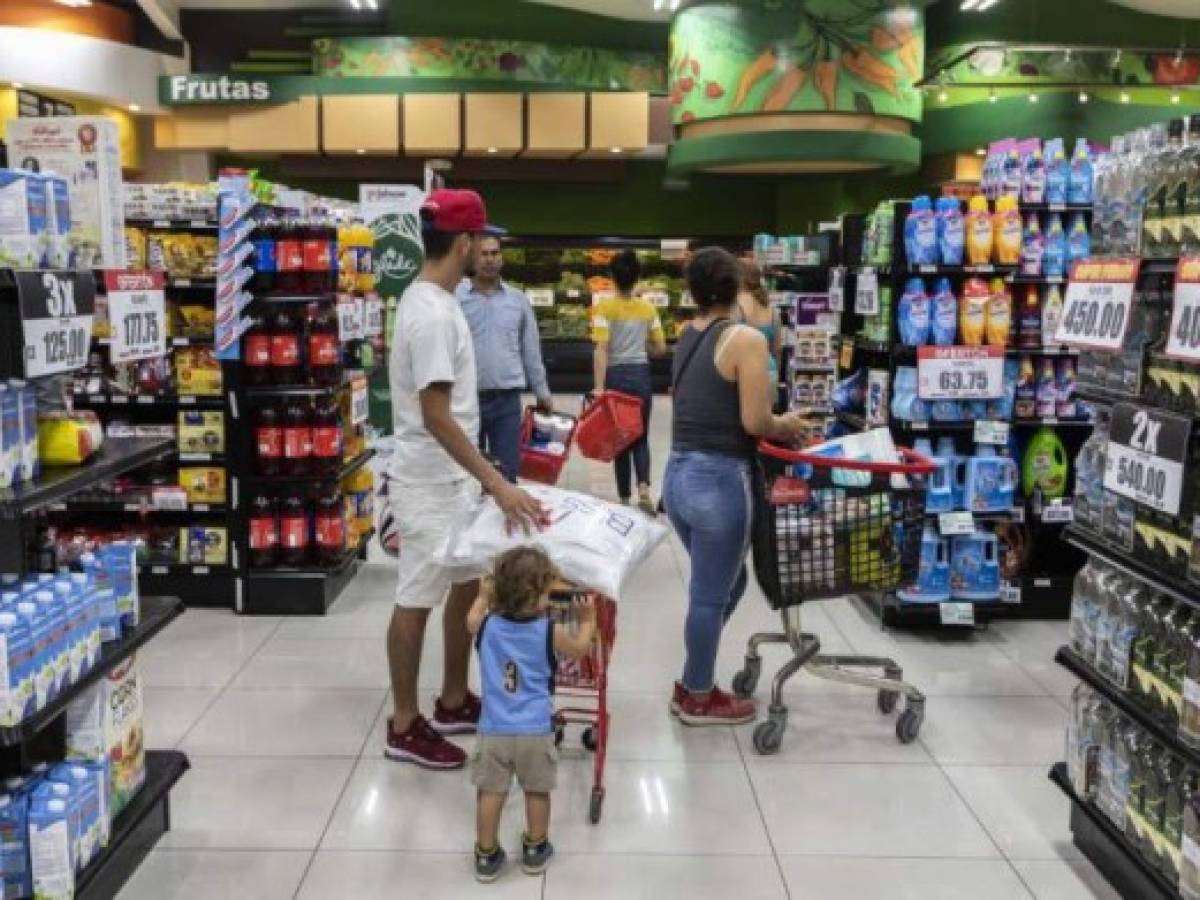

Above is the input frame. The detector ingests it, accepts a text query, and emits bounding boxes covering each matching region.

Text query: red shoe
[676,687,756,726]
[385,715,466,769]
[432,691,481,735]
[668,681,686,717]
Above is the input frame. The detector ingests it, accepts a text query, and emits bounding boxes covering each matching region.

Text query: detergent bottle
[1046,140,1069,206]
[1057,357,1079,419]
[937,197,965,266]
[1044,213,1067,278]
[1022,426,1069,499]
[1015,353,1037,419]
[1069,138,1094,206]
[950,530,1002,601]
[964,445,1018,512]
[1067,212,1091,265]
[935,436,966,510]
[897,278,931,346]
[918,437,954,513]
[1018,286,1042,348]
[1001,148,1023,199]
[993,195,1022,265]
[897,527,951,604]
[930,278,958,345]
[986,278,1013,346]
[966,196,994,265]
[1020,213,1044,276]
[1022,143,1047,204]
[1042,284,1065,347]
[1035,356,1058,417]
[905,196,938,267]
[959,278,989,346]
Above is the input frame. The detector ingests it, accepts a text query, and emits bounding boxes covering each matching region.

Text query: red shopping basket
[518,407,577,485]
[575,392,643,463]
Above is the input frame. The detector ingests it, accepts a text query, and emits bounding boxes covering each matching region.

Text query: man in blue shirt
[457,234,552,482]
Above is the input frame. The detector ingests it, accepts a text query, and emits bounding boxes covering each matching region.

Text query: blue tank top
[476,614,555,736]
[755,324,779,373]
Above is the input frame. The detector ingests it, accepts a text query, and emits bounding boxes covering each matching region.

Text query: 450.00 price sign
[1053,258,1141,351]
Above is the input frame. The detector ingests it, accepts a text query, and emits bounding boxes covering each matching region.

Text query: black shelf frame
[125,218,216,231]
[72,393,225,411]
[243,448,374,485]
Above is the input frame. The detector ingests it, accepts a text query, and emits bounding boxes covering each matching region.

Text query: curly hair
[492,546,558,616]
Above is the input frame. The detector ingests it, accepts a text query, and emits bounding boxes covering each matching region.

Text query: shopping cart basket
[575,392,643,463]
[549,589,617,824]
[733,441,935,755]
[518,408,577,485]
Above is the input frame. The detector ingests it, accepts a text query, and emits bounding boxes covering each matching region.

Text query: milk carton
[0,792,30,900]
[45,176,73,269]
[68,574,100,672]
[0,169,47,269]
[15,602,52,712]
[11,380,39,485]
[27,796,72,900]
[75,759,109,849]
[33,591,67,699]
[48,765,97,868]
[0,611,34,728]
[0,386,15,490]
[97,543,138,634]
[31,782,79,876]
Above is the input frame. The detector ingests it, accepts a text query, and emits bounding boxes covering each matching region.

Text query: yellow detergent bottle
[960,277,989,346]
[993,195,1022,265]
[986,278,1013,346]
[966,196,994,266]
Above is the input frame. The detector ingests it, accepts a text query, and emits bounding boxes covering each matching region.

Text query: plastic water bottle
[1069,562,1099,660]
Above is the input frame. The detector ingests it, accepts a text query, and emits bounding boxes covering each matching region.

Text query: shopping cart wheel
[589,788,604,824]
[895,703,924,745]
[732,657,762,699]
[876,689,899,715]
[581,726,597,752]
[752,715,785,755]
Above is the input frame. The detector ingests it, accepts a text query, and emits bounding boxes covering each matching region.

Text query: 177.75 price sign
[103,271,166,363]
[1053,258,1141,351]
[17,270,96,378]
[1103,402,1192,517]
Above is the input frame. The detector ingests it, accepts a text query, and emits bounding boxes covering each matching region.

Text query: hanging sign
[364,294,384,338]
[1054,258,1141,351]
[17,270,96,378]
[854,267,879,315]
[103,271,166,363]
[1103,402,1192,516]
[337,297,366,341]
[350,377,369,425]
[1166,257,1200,362]
[917,346,1005,400]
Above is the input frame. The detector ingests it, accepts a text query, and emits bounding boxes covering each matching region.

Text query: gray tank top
[671,321,755,459]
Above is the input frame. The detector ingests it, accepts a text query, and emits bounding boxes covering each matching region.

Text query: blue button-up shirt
[456,280,550,398]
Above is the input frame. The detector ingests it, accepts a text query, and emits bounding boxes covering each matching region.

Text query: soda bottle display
[308,305,341,387]
[282,398,312,477]
[303,219,337,294]
[248,492,279,569]
[278,492,309,568]
[275,218,305,294]
[1158,604,1194,726]
[250,216,277,294]
[310,396,343,477]
[314,488,346,565]
[269,308,302,385]
[254,404,284,477]
[243,317,272,387]
[1133,597,1173,712]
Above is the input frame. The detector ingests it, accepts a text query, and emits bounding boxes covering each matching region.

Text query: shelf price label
[526,288,555,308]
[974,420,1010,445]
[337,297,366,341]
[1054,258,1141,351]
[364,294,384,338]
[1041,499,1075,524]
[642,290,670,309]
[917,346,1004,400]
[854,267,879,315]
[103,271,166,363]
[1103,402,1191,516]
[939,602,976,626]
[827,266,846,312]
[17,270,95,378]
[938,511,977,536]
[1166,257,1200,362]
[350,377,368,425]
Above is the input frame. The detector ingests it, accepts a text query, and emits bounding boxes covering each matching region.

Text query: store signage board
[1166,257,1200,362]
[160,74,291,105]
[854,267,879,315]
[360,185,424,301]
[1054,258,1141,351]
[103,271,166,363]
[917,346,1004,401]
[1103,402,1191,516]
[17,270,95,378]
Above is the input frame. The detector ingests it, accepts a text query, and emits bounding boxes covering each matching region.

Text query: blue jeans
[604,363,653,500]
[478,389,523,482]
[663,450,752,693]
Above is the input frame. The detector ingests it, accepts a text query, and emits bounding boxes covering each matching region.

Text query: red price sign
[917,346,1005,401]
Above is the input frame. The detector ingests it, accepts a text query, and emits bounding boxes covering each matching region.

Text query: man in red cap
[385,188,544,769]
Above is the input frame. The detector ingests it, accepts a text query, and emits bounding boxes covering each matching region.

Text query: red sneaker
[432,691,481,735]
[677,687,756,726]
[385,715,467,769]
[668,681,686,717]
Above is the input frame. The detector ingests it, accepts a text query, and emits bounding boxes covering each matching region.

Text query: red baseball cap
[420,188,506,235]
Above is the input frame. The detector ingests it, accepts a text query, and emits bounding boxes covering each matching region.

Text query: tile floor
[119,400,1117,899]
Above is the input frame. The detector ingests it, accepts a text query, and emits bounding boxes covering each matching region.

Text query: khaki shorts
[470,734,558,794]
[394,479,483,609]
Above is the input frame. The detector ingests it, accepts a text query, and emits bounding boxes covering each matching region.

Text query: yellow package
[177,411,225,453]
[161,233,198,277]
[175,347,223,396]
[124,227,147,270]
[177,305,215,339]
[179,527,228,565]
[192,235,218,278]
[37,415,103,465]
[92,294,112,339]
[178,466,226,504]
[146,232,166,272]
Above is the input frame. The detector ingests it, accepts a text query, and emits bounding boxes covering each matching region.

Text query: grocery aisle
[119,397,1114,900]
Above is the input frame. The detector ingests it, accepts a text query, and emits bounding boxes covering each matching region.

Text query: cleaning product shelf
[1064,525,1197,608]
[125,218,217,231]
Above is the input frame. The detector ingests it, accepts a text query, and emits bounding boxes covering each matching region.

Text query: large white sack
[442,485,667,600]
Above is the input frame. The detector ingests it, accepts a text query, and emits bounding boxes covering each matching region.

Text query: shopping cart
[549,589,617,824]
[733,441,935,755]
[518,407,577,485]
[575,391,643,463]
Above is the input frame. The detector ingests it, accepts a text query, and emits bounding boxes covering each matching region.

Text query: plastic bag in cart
[442,485,667,601]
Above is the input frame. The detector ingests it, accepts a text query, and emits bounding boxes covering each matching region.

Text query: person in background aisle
[386,188,545,770]
[466,547,596,882]
[591,250,665,515]
[458,235,554,482]
[665,247,805,725]
[736,258,782,384]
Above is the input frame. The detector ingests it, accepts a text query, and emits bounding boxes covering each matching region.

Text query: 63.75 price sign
[103,271,166,363]
[917,346,1004,401]
[1054,258,1141,351]
[16,270,96,378]
[1103,402,1192,516]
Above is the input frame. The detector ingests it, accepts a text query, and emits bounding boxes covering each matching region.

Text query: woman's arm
[592,341,608,393]
[729,328,801,441]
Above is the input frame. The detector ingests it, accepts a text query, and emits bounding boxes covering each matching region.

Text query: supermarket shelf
[76,750,191,900]
[908,264,1018,276]
[140,562,231,577]
[256,292,337,303]
[244,449,374,484]
[125,218,217,231]
[871,593,1008,628]
[893,419,976,433]
[172,450,226,463]
[169,336,213,347]
[244,528,373,615]
[1021,204,1093,214]
[47,498,227,516]
[73,393,225,411]
[243,382,346,398]
[1013,416,1094,428]
[1064,525,1198,608]
[1048,763,1175,900]
[0,438,175,515]
[0,596,184,746]
[166,277,215,290]
[1075,383,1142,407]
[1141,258,1180,277]
[1009,274,1068,285]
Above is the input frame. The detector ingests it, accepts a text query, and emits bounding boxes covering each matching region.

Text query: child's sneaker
[475,845,506,883]
[521,835,555,875]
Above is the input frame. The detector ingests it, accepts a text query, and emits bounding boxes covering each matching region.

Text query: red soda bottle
[314,488,346,565]
[308,305,341,387]
[269,308,301,385]
[283,397,312,477]
[276,218,305,294]
[303,218,334,295]
[243,317,272,387]
[310,396,343,476]
[254,404,284,476]
[278,492,309,567]
[248,492,279,568]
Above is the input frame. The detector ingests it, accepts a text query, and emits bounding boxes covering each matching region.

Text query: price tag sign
[17,270,95,378]
[591,289,615,306]
[350,377,368,425]
[938,511,977,536]
[364,294,384,337]
[1000,583,1022,605]
[1054,258,1141,351]
[679,291,696,309]
[1103,402,1191,516]
[527,288,555,308]
[1041,499,1075,524]
[828,266,846,312]
[939,602,976,626]
[103,271,166,363]
[854,267,879,315]
[337,297,366,341]
[917,346,1004,400]
[1166,257,1200,361]
[974,420,1011,446]
[643,290,670,309]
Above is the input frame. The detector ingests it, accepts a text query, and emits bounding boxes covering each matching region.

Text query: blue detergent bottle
[950,530,1002,601]
[1067,212,1091,264]
[937,197,965,266]
[934,437,966,510]
[916,439,951,514]
[905,196,937,266]
[898,278,931,346]
[1069,138,1094,205]
[1044,214,1067,278]
[897,526,951,604]
[964,445,1018,512]
[930,278,958,345]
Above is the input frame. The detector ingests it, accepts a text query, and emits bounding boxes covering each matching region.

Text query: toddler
[466,546,597,882]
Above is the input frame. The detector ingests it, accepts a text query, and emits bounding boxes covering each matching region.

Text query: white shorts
[394,479,483,609]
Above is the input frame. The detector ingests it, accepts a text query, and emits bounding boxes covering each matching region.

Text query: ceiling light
[355,148,366,155]
[487,147,498,155]
[347,0,361,8]
[669,0,681,9]
[937,89,949,102]
[1028,92,1039,103]
[128,103,141,112]
[1172,92,1182,104]
[610,147,623,154]
[653,0,665,8]
[363,0,377,8]
[1120,91,1131,103]
[975,147,987,156]
[1112,49,1123,68]
[960,0,982,8]
[977,0,1001,9]
[54,0,92,6]
[1078,91,1089,103]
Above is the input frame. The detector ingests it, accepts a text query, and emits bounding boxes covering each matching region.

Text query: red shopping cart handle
[757,441,938,476]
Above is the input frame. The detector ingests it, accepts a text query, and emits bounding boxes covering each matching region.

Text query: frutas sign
[159,74,300,105]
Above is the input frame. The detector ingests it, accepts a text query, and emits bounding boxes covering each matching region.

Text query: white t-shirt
[389,279,480,485]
